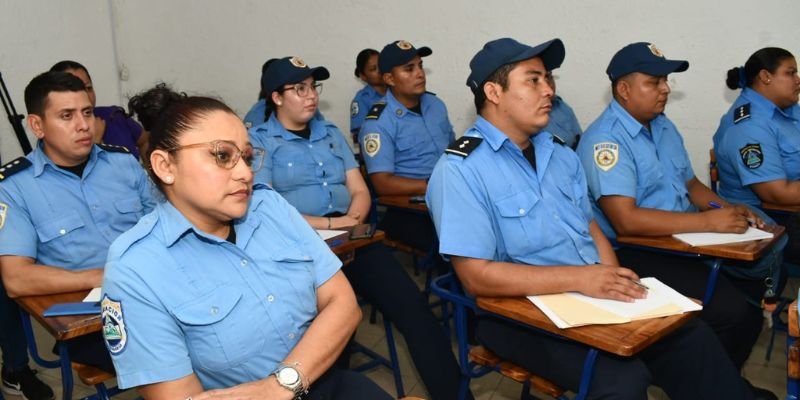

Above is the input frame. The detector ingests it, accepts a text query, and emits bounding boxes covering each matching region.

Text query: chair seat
[469,346,565,398]
[70,362,115,386]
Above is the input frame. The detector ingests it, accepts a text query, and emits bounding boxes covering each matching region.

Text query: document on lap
[528,277,702,329]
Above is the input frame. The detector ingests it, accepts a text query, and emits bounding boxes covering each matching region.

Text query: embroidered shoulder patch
[0,157,32,181]
[363,133,381,157]
[350,100,359,117]
[445,137,483,158]
[102,295,128,355]
[739,143,763,169]
[0,203,7,230]
[97,143,130,153]
[733,103,751,124]
[365,102,386,120]
[593,142,619,172]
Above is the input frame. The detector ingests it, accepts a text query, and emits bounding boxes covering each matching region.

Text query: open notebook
[672,227,773,247]
[527,277,702,329]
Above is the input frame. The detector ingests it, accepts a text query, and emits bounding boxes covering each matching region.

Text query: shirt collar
[32,142,103,177]
[385,89,426,119]
[473,116,554,154]
[263,114,329,142]
[741,87,798,120]
[158,185,267,248]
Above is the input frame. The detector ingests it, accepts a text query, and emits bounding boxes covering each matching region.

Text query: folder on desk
[43,302,101,317]
[672,227,773,247]
[528,277,701,329]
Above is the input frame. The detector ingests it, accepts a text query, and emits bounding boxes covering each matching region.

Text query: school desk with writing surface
[14,235,386,400]
[616,224,785,305]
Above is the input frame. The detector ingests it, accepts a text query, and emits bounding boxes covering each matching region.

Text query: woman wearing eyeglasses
[101,83,392,400]
[249,57,469,400]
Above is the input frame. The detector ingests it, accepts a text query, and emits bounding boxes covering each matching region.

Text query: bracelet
[327,217,332,229]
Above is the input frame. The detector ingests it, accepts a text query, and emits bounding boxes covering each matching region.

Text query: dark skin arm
[368,172,427,196]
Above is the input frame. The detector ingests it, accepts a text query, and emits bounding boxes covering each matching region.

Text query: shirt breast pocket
[270,247,318,317]
[272,146,309,187]
[35,211,86,265]
[173,287,263,371]
[109,197,144,233]
[493,190,550,259]
[669,158,690,204]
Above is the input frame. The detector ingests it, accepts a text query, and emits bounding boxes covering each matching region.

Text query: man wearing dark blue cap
[577,42,780,399]
[358,40,454,252]
[427,37,755,399]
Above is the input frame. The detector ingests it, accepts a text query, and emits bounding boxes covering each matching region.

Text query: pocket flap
[173,287,243,325]
[36,212,85,243]
[494,190,540,218]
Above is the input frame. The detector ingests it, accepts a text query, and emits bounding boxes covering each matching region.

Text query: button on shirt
[359,90,454,180]
[102,185,342,389]
[0,144,155,269]
[250,115,358,216]
[426,116,599,267]
[577,100,696,239]
[350,85,384,134]
[544,96,583,148]
[713,88,800,206]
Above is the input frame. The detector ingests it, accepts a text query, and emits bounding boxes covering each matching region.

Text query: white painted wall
[2,0,798,185]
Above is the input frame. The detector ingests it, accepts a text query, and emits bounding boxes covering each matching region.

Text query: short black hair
[473,61,518,114]
[24,71,86,117]
[49,60,92,81]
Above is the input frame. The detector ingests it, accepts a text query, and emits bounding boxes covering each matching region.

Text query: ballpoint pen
[708,201,756,225]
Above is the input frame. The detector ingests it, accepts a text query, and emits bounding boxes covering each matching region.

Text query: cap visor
[641,59,689,76]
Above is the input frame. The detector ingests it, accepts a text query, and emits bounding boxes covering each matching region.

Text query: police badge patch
[0,203,7,230]
[593,142,619,172]
[363,133,381,157]
[101,295,128,355]
[739,143,763,169]
[350,101,359,117]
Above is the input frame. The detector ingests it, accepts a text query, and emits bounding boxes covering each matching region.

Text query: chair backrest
[709,148,719,194]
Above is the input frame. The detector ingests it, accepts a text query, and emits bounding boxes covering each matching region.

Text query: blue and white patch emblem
[739,143,763,169]
[350,101,359,117]
[0,203,7,230]
[593,142,619,172]
[101,294,127,355]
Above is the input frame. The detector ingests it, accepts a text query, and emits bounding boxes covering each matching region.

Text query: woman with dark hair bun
[713,47,800,262]
[349,48,386,136]
[50,60,148,159]
[102,83,391,399]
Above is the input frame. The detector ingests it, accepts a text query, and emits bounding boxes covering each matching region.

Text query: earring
[276,101,282,106]
[164,175,174,184]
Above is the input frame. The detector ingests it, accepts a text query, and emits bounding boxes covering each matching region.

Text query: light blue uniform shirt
[713,88,800,206]
[577,100,696,239]
[249,115,358,216]
[359,89,454,180]
[0,143,155,269]
[426,116,599,267]
[243,99,325,129]
[102,185,342,389]
[544,95,582,148]
[350,85,384,134]
[243,99,267,129]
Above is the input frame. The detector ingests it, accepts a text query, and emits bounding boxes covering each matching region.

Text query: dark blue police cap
[606,42,689,81]
[466,38,565,93]
[262,56,330,96]
[378,40,432,74]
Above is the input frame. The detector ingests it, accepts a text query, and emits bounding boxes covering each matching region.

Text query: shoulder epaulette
[551,134,566,145]
[97,143,130,153]
[445,137,483,158]
[0,157,32,181]
[733,103,751,124]
[365,102,387,120]
[425,91,437,96]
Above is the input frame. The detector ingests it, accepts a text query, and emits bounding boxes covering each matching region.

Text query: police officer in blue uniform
[250,56,470,400]
[427,36,754,400]
[542,47,582,149]
[358,40,454,252]
[245,58,324,129]
[350,48,386,137]
[713,47,800,262]
[0,71,155,376]
[104,84,390,400]
[577,43,781,398]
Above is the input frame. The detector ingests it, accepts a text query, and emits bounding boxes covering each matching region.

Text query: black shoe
[1,366,55,400]
[745,380,778,400]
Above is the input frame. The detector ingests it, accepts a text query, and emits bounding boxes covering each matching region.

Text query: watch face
[278,367,300,385]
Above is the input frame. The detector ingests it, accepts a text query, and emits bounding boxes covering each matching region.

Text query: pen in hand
[631,279,649,291]
[708,201,756,225]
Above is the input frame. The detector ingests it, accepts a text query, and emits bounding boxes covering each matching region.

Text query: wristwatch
[273,364,306,398]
